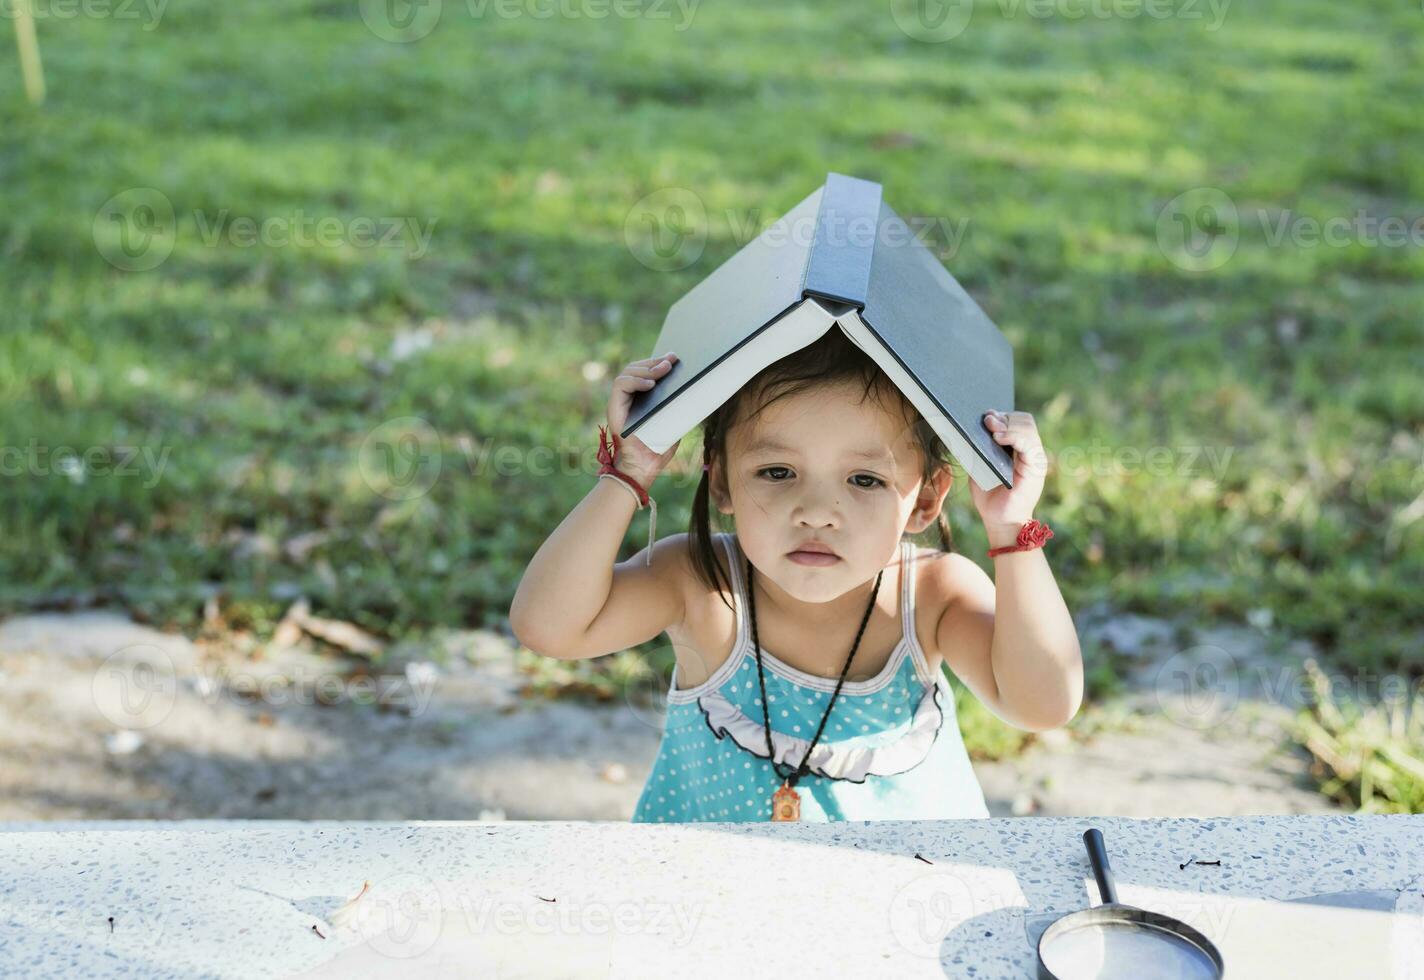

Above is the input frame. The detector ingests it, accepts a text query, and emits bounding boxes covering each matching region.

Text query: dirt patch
[0,610,1345,821]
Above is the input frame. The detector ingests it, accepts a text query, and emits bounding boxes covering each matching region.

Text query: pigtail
[935,511,955,554]
[691,442,734,613]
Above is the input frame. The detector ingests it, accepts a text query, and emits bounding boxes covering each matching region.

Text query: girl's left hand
[969,410,1049,543]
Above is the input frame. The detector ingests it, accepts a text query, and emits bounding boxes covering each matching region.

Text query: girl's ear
[708,459,733,515]
[906,466,953,533]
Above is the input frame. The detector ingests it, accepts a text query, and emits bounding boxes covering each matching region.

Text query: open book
[620,172,1015,490]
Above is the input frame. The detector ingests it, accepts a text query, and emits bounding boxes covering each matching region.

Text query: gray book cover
[621,172,1015,489]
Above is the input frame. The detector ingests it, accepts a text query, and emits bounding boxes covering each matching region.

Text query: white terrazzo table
[2,815,1422,979]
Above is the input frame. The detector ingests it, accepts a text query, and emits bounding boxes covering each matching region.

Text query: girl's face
[710,381,953,606]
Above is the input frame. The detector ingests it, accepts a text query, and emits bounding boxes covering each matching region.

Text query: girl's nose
[793,486,842,525]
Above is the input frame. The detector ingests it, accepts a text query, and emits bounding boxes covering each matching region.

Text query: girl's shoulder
[911,544,991,666]
[661,531,742,690]
[913,545,997,685]
[912,544,993,596]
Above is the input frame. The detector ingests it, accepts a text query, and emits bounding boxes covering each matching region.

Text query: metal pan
[1036,828,1225,980]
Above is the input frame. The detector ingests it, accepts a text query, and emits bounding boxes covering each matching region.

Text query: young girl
[509,329,1082,822]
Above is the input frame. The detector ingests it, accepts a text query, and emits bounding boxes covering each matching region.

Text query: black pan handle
[1082,828,1118,906]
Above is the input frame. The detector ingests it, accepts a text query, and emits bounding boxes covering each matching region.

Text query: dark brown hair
[690,328,958,612]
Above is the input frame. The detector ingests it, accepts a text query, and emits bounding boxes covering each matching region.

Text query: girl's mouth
[787,551,841,567]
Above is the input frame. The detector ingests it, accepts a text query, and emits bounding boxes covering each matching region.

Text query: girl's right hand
[605,351,680,486]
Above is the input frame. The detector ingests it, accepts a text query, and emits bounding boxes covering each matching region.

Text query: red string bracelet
[986,519,1055,558]
[597,424,657,566]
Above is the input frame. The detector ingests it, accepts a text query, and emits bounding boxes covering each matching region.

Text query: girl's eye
[756,467,885,489]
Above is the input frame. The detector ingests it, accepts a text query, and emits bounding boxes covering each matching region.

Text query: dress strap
[900,539,915,635]
[901,538,937,686]
[719,533,750,650]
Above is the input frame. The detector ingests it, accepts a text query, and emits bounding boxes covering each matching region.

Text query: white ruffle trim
[696,680,945,784]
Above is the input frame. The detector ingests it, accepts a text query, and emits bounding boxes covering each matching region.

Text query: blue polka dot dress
[632,532,991,823]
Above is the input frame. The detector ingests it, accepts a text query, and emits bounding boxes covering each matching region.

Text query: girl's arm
[508,351,685,660]
[509,480,689,660]
[985,526,1082,728]
[935,410,1083,731]
[936,541,1083,731]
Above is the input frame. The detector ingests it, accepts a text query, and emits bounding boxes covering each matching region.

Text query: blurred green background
[1,0,1421,806]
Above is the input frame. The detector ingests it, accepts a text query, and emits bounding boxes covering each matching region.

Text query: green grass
[1,0,1420,716]
[1291,660,1424,813]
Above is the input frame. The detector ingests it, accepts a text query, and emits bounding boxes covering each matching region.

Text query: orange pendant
[771,779,801,821]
